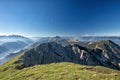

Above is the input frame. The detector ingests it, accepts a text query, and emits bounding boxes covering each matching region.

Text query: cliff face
[15,40,120,70]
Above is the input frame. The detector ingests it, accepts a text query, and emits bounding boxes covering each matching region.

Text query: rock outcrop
[15,40,120,70]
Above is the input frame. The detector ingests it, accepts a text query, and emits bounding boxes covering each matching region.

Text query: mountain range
[78,36,120,46]
[0,35,120,80]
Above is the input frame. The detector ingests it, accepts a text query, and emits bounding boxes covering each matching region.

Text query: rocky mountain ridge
[15,40,120,70]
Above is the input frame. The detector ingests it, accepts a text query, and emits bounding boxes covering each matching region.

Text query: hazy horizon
[0,0,120,37]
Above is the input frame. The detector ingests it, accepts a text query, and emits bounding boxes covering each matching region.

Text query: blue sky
[0,0,120,37]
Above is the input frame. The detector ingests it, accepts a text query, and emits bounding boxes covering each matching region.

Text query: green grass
[0,54,120,80]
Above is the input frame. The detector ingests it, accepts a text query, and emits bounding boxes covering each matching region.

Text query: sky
[0,0,120,37]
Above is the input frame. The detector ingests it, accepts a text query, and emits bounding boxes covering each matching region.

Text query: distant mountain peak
[53,36,61,38]
[0,35,27,38]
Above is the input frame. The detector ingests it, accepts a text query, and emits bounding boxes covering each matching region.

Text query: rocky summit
[15,40,120,70]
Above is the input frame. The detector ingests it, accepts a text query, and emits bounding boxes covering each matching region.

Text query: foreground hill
[0,57,120,80]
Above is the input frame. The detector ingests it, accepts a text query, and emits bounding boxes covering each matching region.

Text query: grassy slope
[0,54,120,80]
